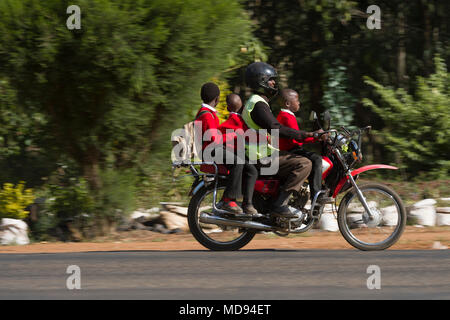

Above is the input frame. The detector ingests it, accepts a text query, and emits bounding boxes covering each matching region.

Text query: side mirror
[323,111,331,130]
[309,111,318,121]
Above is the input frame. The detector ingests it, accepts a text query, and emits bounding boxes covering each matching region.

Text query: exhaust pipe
[199,213,274,231]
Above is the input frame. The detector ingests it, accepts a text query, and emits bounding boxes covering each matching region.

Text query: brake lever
[341,126,351,137]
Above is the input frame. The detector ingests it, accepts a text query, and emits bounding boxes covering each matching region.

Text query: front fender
[189,179,205,197]
[332,165,398,198]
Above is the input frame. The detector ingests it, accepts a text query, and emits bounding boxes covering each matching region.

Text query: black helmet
[245,62,278,95]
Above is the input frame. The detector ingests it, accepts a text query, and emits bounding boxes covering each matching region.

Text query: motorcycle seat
[200,164,229,175]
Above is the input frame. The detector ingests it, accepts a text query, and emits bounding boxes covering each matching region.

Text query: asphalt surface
[0,250,449,299]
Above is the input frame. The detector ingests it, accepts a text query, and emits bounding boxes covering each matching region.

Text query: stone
[408,206,436,226]
[318,213,339,232]
[165,205,188,217]
[381,205,399,226]
[0,218,30,245]
[346,213,363,229]
[347,201,377,213]
[160,210,189,231]
[436,207,450,213]
[437,213,450,226]
[432,242,448,250]
[412,199,437,208]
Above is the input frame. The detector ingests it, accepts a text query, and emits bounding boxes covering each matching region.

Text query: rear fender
[333,165,398,198]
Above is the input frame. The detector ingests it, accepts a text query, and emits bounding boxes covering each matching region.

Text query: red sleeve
[278,113,302,147]
[198,112,221,144]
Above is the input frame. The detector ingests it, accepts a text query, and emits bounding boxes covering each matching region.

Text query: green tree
[363,56,450,178]
[0,0,256,191]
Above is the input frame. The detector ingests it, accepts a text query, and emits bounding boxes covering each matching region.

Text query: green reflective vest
[241,94,279,161]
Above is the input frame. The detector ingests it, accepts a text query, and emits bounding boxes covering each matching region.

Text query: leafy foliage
[45,178,95,229]
[321,64,356,129]
[363,56,450,178]
[0,0,257,189]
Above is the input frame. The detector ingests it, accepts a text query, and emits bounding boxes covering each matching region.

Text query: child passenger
[219,93,259,216]
[276,89,332,204]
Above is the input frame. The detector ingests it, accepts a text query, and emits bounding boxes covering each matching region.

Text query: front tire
[337,183,406,251]
[188,183,256,251]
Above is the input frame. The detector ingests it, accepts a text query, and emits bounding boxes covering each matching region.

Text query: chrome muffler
[199,213,275,231]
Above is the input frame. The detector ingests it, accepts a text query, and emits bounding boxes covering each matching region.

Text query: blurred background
[0,0,448,241]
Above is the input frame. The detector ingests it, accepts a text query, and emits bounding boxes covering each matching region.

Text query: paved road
[0,250,449,299]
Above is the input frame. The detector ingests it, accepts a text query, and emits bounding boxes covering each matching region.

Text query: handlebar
[314,125,372,149]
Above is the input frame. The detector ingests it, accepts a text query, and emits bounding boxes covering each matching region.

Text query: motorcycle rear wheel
[187,182,256,251]
[337,183,406,251]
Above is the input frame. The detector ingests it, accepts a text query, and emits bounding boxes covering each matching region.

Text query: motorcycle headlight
[336,134,348,148]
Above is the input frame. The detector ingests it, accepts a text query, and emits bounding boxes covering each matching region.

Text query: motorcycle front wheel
[337,183,406,251]
[187,182,256,251]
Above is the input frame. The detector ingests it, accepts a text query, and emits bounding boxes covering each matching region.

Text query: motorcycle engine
[289,183,310,210]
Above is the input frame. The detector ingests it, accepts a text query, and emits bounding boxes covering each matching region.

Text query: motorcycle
[173,111,406,251]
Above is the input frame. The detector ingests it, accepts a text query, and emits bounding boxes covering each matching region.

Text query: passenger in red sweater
[195,83,245,215]
[219,94,258,215]
[277,89,332,204]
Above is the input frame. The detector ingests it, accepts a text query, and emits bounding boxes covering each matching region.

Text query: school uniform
[195,104,242,201]
[219,112,258,204]
[276,109,323,200]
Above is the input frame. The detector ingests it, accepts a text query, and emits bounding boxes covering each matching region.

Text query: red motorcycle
[174,111,406,251]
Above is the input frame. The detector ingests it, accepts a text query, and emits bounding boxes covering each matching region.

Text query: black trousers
[217,148,259,203]
[289,147,323,199]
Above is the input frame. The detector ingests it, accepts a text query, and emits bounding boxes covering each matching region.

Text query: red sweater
[219,113,248,151]
[195,105,221,151]
[276,110,315,151]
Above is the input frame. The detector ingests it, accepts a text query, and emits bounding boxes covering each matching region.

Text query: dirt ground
[1,226,449,253]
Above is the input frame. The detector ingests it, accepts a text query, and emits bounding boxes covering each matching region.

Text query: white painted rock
[346,213,363,227]
[130,210,152,221]
[322,204,334,214]
[347,201,377,213]
[436,207,450,213]
[0,218,30,245]
[318,213,339,232]
[381,205,399,226]
[165,205,188,216]
[412,199,436,208]
[432,241,448,250]
[409,206,436,226]
[160,211,188,231]
[437,213,450,226]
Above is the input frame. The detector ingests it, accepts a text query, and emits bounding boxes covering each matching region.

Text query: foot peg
[316,196,334,204]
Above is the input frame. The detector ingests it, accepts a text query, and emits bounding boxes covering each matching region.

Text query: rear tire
[188,183,256,251]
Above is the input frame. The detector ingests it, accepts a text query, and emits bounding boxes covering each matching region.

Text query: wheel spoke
[340,184,405,250]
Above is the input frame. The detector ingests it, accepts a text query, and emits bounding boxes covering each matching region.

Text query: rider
[277,88,333,204]
[242,62,324,218]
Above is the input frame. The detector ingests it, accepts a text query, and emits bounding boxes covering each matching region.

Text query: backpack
[171,110,212,165]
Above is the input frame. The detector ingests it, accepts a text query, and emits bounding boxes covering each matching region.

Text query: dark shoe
[271,205,299,218]
[242,203,258,215]
[241,203,263,218]
[271,190,297,218]
[220,199,244,215]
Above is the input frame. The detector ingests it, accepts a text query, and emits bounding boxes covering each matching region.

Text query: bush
[45,177,95,238]
[95,168,137,225]
[0,181,34,220]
